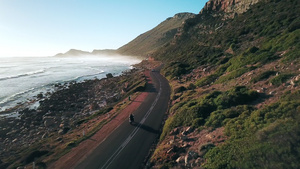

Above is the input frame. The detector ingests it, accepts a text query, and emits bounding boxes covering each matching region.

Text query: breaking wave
[0,69,46,81]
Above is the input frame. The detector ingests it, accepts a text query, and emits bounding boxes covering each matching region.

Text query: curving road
[75,67,170,169]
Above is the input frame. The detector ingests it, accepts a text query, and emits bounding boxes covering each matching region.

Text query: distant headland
[54,49,119,57]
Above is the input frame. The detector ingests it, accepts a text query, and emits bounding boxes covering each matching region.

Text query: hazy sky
[0,0,206,57]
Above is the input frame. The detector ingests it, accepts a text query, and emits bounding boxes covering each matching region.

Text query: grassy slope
[150,0,300,168]
[117,13,195,56]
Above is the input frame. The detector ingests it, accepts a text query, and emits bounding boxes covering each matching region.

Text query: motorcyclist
[129,113,134,124]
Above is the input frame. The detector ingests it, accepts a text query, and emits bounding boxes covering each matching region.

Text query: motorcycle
[129,114,134,124]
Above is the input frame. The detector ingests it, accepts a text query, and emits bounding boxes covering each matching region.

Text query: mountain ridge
[201,0,260,18]
[117,12,196,57]
[54,49,119,57]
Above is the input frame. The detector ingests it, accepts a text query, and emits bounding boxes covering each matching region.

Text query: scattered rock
[269,91,276,95]
[176,156,185,163]
[170,128,179,135]
[42,133,48,139]
[56,137,62,142]
[106,73,113,78]
[185,153,192,167]
[37,93,44,99]
[184,127,194,134]
[166,148,174,154]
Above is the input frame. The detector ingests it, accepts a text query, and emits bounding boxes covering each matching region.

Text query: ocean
[0,55,141,113]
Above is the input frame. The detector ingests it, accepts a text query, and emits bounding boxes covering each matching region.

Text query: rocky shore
[0,63,152,168]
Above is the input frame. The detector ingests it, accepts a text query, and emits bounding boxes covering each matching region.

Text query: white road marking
[100,72,162,169]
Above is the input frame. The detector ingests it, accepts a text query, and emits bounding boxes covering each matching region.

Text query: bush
[270,73,294,86]
[251,70,277,83]
[196,74,218,87]
[160,87,258,139]
[216,67,255,83]
[187,83,196,90]
[205,91,300,169]
[246,46,259,53]
[288,18,300,32]
[205,106,253,128]
[22,150,49,164]
[163,62,190,79]
[174,86,187,94]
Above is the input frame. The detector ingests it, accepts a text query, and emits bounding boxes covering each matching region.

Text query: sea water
[0,55,141,112]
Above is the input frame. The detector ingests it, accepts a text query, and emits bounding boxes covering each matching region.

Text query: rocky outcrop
[200,0,261,17]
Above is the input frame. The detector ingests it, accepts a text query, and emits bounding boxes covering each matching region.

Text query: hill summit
[117,13,196,56]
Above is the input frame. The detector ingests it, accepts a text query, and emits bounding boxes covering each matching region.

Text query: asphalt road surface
[75,68,170,169]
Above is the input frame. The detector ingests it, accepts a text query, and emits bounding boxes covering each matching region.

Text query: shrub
[187,83,196,90]
[214,86,259,109]
[174,86,187,94]
[288,18,300,32]
[160,87,258,139]
[216,67,255,83]
[205,106,253,128]
[246,46,259,53]
[22,150,49,164]
[192,118,204,128]
[251,70,277,83]
[163,62,190,79]
[205,91,300,169]
[196,74,218,87]
[269,73,294,86]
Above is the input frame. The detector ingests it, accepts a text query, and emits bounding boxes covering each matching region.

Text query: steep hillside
[148,0,300,168]
[117,13,195,57]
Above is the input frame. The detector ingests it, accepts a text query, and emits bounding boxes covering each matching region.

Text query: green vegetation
[215,67,255,84]
[163,61,190,79]
[151,0,299,79]
[270,73,294,86]
[116,0,300,168]
[161,86,258,140]
[205,105,253,128]
[204,91,300,169]
[251,70,277,83]
[196,74,219,87]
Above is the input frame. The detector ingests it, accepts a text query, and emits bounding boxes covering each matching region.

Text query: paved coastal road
[75,68,170,169]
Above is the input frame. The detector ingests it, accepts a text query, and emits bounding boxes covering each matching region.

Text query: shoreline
[0,60,161,168]
[0,55,141,114]
[0,67,131,117]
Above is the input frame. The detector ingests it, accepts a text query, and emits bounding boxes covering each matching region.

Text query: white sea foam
[0,69,46,81]
[0,55,141,112]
